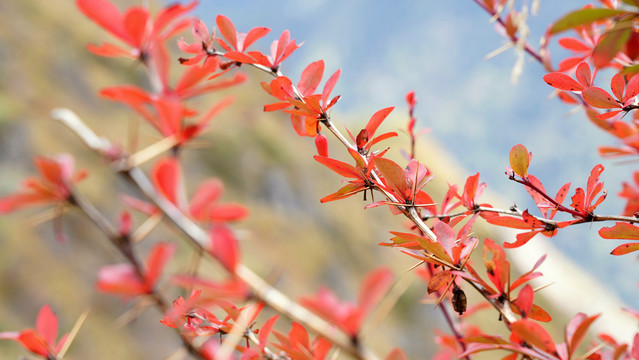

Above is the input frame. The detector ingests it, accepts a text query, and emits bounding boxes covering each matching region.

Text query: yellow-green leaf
[509,144,530,178]
[550,8,627,35]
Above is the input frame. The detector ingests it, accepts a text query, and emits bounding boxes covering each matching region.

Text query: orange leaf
[599,222,639,239]
[611,242,639,255]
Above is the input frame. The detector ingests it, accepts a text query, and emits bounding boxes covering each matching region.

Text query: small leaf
[365,107,395,139]
[375,157,411,199]
[514,284,534,318]
[599,222,639,239]
[543,73,584,91]
[550,8,627,34]
[298,60,324,96]
[511,319,557,354]
[567,313,600,357]
[509,144,530,178]
[583,87,620,109]
[428,269,452,294]
[385,348,407,360]
[611,242,639,255]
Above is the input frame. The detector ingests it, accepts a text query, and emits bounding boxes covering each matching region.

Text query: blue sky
[182,1,639,306]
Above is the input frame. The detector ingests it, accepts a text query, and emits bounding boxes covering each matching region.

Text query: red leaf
[313,155,360,178]
[486,215,530,230]
[543,73,584,91]
[504,230,540,249]
[151,157,181,205]
[77,0,128,42]
[582,87,620,109]
[575,62,592,88]
[36,305,58,348]
[322,69,341,107]
[385,348,407,360]
[209,225,240,272]
[315,134,328,157]
[365,107,395,139]
[298,60,324,96]
[258,315,279,352]
[224,50,257,64]
[189,179,222,218]
[16,330,50,357]
[433,221,456,260]
[566,313,600,357]
[242,26,270,51]
[358,267,393,316]
[514,284,534,318]
[624,73,639,102]
[123,7,148,47]
[215,15,237,50]
[145,242,176,288]
[96,263,145,296]
[511,319,557,355]
[375,157,411,200]
[559,38,591,52]
[611,74,625,101]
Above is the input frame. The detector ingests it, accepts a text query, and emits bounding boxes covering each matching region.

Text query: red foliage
[0,154,87,214]
[0,305,68,359]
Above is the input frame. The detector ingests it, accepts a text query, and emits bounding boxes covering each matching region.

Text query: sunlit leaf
[550,8,627,34]
[509,144,530,178]
[599,222,639,239]
[611,242,639,255]
[375,157,411,199]
[511,319,557,354]
[543,73,585,92]
[582,87,620,108]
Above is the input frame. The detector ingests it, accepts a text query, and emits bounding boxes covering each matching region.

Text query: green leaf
[621,63,639,75]
[593,20,633,68]
[621,0,639,8]
[550,8,627,35]
[509,144,530,178]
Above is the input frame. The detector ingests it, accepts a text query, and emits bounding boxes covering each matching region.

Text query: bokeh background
[0,0,637,359]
